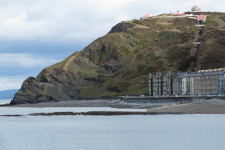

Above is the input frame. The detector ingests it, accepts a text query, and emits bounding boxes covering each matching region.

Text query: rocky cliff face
[11,14,225,104]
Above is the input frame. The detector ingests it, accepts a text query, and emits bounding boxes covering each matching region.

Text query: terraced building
[149,68,225,96]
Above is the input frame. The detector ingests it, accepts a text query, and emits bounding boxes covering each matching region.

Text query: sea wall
[121,96,209,104]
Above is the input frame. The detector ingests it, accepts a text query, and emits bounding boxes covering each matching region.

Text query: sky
[0,0,223,91]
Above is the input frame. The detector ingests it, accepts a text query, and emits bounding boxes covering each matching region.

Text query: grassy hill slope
[10,13,225,104]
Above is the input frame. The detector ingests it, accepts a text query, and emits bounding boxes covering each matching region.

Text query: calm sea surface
[0,100,11,105]
[0,107,146,115]
[0,108,225,150]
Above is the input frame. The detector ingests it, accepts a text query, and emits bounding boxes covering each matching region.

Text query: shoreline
[1,98,225,114]
[0,111,182,117]
[3,99,155,109]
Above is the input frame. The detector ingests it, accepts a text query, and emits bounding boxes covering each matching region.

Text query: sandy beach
[2,98,225,114]
[147,98,225,114]
[5,100,127,108]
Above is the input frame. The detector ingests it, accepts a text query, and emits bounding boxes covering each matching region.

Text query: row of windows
[194,86,218,89]
[178,81,219,85]
[150,80,221,84]
[172,85,218,88]
[177,86,219,90]
[194,81,218,84]
[151,75,220,80]
[173,90,219,93]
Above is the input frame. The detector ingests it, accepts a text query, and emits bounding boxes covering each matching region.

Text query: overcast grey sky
[0,0,222,91]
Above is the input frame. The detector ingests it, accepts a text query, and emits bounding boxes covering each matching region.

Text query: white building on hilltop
[191,5,203,12]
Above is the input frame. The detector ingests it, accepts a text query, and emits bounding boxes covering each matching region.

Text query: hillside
[10,13,225,104]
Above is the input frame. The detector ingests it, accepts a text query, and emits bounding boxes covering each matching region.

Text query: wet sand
[5,100,126,107]
[147,98,225,114]
[4,98,225,114]
[6,100,154,109]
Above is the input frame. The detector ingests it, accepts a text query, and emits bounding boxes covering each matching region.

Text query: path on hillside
[190,17,205,71]
[64,54,77,71]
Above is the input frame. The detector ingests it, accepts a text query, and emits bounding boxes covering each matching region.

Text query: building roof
[191,5,202,12]
[197,14,206,21]
[142,14,153,18]
[198,68,225,73]
[150,68,225,79]
[174,12,186,16]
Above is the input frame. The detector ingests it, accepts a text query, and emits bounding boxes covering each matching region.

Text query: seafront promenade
[120,95,225,108]
[121,95,225,102]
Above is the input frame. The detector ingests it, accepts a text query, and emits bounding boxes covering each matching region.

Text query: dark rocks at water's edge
[10,76,73,105]
[0,111,181,117]
[10,75,114,105]
[29,111,182,116]
[0,114,23,117]
[0,103,11,107]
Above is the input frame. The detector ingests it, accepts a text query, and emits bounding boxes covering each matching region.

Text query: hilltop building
[191,5,203,12]
[174,11,186,16]
[197,14,207,24]
[149,68,225,96]
[140,14,154,20]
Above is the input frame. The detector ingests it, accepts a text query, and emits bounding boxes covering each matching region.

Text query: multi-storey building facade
[149,71,173,96]
[149,68,225,96]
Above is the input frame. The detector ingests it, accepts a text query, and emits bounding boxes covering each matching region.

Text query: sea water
[0,113,225,150]
[0,100,11,105]
[0,107,146,115]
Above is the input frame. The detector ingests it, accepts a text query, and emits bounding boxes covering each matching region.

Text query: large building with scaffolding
[149,68,225,96]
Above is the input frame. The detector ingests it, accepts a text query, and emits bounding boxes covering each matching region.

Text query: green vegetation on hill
[10,13,225,104]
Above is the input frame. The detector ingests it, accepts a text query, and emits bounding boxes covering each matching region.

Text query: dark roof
[150,69,225,79]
